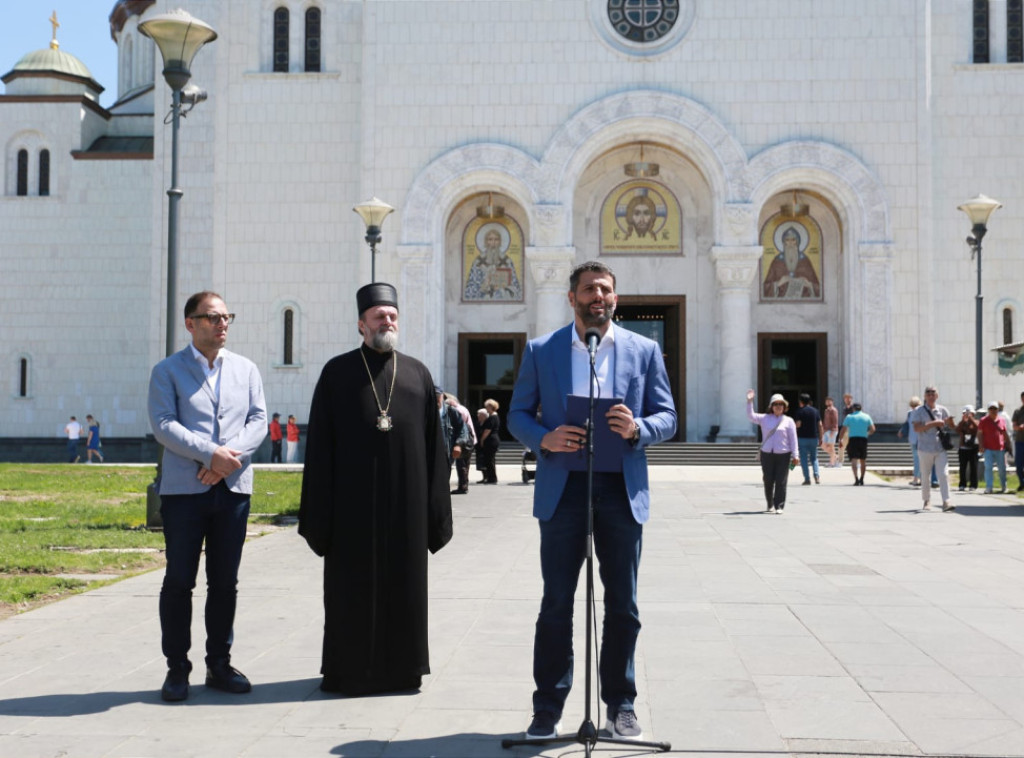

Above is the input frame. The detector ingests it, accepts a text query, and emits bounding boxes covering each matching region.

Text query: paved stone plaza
[2,465,1024,757]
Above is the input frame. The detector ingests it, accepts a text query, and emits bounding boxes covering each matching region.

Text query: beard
[575,298,615,328]
[371,329,398,352]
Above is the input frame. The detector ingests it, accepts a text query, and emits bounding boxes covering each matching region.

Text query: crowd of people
[747,385,1023,514]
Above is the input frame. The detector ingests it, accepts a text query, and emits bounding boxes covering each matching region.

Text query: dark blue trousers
[533,471,642,719]
[159,482,250,672]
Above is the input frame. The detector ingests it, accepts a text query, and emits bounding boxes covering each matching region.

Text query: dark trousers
[66,439,79,462]
[760,452,791,510]
[533,472,641,719]
[1016,441,1024,486]
[270,439,282,463]
[479,446,498,483]
[455,448,471,490]
[159,483,250,672]
[958,447,978,489]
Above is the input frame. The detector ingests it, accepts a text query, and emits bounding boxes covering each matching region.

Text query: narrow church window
[122,36,134,92]
[1009,0,1023,62]
[39,150,50,197]
[283,308,294,365]
[974,0,991,63]
[16,149,28,196]
[19,357,28,397]
[305,8,321,72]
[1004,306,1014,345]
[273,7,289,72]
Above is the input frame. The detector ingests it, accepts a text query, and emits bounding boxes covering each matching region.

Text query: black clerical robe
[299,345,453,694]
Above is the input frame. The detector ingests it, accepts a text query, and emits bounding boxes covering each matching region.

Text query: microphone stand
[503,333,670,756]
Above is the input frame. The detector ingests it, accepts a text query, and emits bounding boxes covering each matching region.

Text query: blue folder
[550,394,626,472]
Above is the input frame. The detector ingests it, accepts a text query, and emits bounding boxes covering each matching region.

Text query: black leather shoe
[161,669,190,702]
[205,663,252,694]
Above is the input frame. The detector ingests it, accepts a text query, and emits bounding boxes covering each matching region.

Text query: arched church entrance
[614,296,685,441]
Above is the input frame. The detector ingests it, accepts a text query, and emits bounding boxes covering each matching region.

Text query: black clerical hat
[356,282,399,314]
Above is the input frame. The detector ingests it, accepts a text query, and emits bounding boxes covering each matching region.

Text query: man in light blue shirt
[840,403,875,486]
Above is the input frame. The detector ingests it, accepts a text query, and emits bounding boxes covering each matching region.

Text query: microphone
[585,327,601,359]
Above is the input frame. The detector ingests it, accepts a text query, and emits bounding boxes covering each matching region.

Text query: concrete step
[495,441,916,467]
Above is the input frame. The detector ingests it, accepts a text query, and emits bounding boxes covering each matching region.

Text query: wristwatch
[630,422,641,445]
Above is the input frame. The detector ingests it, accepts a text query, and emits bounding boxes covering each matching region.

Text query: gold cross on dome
[49,10,60,49]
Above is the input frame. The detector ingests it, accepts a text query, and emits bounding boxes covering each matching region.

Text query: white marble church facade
[1,0,1022,449]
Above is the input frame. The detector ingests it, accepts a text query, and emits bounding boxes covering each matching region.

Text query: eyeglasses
[190,313,235,325]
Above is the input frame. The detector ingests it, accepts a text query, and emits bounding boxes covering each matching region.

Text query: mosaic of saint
[600,181,682,255]
[462,217,524,302]
[759,215,823,302]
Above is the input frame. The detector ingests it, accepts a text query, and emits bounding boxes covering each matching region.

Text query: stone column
[525,246,575,337]
[710,245,762,439]
[526,204,575,337]
[395,243,440,376]
[858,242,894,420]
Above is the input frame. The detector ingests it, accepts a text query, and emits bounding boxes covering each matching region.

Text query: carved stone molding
[399,144,542,245]
[745,141,890,242]
[857,242,893,261]
[541,90,747,205]
[533,204,567,247]
[525,246,575,291]
[395,244,433,262]
[721,203,758,246]
[710,246,762,290]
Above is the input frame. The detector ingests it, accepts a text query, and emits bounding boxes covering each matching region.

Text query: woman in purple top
[747,390,799,514]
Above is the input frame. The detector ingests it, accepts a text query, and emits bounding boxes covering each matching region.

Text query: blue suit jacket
[507,324,677,524]
[148,346,267,495]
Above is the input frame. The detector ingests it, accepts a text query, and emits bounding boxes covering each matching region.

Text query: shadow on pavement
[332,734,515,757]
[0,677,324,716]
[945,503,1024,516]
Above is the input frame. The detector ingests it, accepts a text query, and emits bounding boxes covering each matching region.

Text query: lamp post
[140,9,217,528]
[958,193,1002,410]
[139,8,218,357]
[353,197,394,282]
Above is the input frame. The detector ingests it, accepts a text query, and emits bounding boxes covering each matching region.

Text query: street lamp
[958,193,1003,410]
[139,8,218,357]
[353,197,394,282]
[140,9,217,528]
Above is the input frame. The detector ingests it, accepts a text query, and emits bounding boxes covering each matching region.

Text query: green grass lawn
[0,464,302,614]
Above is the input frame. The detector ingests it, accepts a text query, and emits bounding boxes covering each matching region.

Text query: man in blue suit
[508,261,676,741]
[148,291,267,702]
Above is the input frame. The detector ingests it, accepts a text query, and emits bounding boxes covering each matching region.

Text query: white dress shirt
[190,343,223,401]
[570,321,616,399]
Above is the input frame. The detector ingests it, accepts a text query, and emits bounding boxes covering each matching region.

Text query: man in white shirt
[147,291,267,702]
[64,416,82,463]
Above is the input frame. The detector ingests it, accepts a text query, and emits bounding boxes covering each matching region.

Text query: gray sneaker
[605,709,643,740]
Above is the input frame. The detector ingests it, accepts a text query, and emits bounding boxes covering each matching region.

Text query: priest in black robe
[299,282,453,695]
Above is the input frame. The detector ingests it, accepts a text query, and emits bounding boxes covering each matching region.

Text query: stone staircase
[496,441,914,467]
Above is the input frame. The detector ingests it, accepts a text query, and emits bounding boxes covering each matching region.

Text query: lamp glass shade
[139,9,218,77]
[353,197,395,230]
[957,194,1003,228]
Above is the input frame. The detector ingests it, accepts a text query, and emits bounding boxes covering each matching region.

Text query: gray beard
[372,330,398,352]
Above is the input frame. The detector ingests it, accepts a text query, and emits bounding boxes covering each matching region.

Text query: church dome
[2,39,103,99]
[6,46,95,81]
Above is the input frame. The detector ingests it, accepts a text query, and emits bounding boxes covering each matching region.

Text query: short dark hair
[799,393,812,405]
[852,403,862,412]
[569,261,616,293]
[184,291,223,320]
